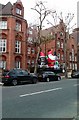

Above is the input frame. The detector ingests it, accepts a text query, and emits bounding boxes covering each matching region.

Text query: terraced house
[0,0,28,70]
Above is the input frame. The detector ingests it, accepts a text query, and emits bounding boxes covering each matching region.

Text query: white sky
[0,0,79,29]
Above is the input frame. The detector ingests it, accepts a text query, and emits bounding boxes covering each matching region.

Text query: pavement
[0,77,3,86]
[0,82,3,86]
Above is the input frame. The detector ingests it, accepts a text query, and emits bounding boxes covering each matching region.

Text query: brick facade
[27,26,38,72]
[0,0,28,70]
[39,20,77,71]
[0,1,78,72]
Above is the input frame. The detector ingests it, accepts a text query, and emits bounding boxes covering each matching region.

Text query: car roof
[8,68,25,73]
[42,71,54,73]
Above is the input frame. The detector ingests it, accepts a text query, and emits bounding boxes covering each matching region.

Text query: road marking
[20,87,62,98]
[74,84,79,87]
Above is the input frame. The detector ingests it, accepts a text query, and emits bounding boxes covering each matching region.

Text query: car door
[21,70,31,83]
[17,70,25,83]
[49,72,56,81]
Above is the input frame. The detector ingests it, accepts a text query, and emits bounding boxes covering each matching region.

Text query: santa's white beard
[48,54,56,60]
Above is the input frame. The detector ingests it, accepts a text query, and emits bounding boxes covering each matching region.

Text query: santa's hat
[40,52,45,57]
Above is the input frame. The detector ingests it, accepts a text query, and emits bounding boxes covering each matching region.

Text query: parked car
[2,69,38,86]
[71,70,79,78]
[38,71,61,82]
[2,69,9,76]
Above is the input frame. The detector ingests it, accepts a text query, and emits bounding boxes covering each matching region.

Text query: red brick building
[41,20,65,68]
[40,20,77,71]
[27,25,38,72]
[72,28,79,70]
[0,0,28,70]
[66,34,77,71]
[0,0,77,72]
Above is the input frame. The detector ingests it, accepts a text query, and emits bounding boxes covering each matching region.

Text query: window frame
[15,61,21,69]
[16,22,21,31]
[57,53,60,60]
[61,42,63,48]
[0,21,7,29]
[61,54,64,60]
[15,40,21,53]
[16,8,22,15]
[0,60,6,69]
[57,41,60,48]
[0,39,7,53]
[27,47,31,54]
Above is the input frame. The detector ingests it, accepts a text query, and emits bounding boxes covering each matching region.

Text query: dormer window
[16,8,21,15]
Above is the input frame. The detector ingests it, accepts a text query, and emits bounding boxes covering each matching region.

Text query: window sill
[1,52,9,54]
[14,52,23,55]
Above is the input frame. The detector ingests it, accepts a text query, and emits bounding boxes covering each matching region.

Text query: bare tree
[47,12,76,78]
[31,1,56,74]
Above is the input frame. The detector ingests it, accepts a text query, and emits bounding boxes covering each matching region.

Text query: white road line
[74,84,79,87]
[20,87,62,98]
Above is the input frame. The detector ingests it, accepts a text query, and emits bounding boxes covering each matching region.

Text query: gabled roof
[0,2,12,15]
[0,4,5,11]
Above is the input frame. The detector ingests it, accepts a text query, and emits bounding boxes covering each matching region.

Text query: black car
[71,71,79,78]
[2,69,9,76]
[38,71,61,82]
[2,69,38,86]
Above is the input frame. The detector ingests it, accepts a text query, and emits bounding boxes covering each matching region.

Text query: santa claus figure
[47,49,57,68]
[39,51,46,65]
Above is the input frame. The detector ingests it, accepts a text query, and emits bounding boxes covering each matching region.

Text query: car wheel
[12,79,17,86]
[32,78,37,84]
[46,77,50,82]
[58,76,61,81]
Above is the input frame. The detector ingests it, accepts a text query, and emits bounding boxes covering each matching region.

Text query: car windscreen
[74,71,79,74]
[8,70,21,76]
[2,71,9,76]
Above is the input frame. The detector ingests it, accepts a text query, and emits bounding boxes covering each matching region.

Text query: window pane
[16,22,21,31]
[27,47,31,54]
[0,39,6,52]
[0,21,7,29]
[58,53,60,59]
[15,61,20,69]
[15,41,21,53]
[57,41,60,48]
[0,61,6,69]
[61,43,63,48]
[16,8,21,15]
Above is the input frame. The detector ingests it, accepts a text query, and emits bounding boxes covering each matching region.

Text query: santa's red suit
[47,50,57,68]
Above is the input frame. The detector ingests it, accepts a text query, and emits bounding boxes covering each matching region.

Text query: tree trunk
[34,46,40,74]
